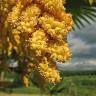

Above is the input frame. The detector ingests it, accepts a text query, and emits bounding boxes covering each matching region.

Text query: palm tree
[65,0,96,30]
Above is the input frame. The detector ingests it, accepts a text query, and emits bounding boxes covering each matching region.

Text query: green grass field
[61,75,96,96]
[0,73,96,96]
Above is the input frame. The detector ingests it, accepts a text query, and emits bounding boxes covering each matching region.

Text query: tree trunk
[0,71,5,81]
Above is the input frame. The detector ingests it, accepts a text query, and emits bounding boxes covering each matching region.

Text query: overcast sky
[67,22,96,64]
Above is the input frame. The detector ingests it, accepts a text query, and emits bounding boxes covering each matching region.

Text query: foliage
[0,0,73,88]
[1,74,96,96]
[66,0,96,29]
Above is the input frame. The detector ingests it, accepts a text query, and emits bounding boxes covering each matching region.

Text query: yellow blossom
[35,58,61,84]
[28,29,47,50]
[0,0,73,87]
[23,75,29,87]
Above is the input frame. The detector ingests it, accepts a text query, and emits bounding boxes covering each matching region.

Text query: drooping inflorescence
[0,0,73,87]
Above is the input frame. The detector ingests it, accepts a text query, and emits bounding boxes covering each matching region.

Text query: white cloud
[73,23,96,44]
[68,23,96,58]
[57,59,96,71]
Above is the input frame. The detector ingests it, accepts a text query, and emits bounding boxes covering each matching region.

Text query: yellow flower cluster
[0,0,10,15]
[35,0,65,18]
[22,75,29,87]
[29,29,47,51]
[35,58,61,84]
[7,2,22,28]
[27,63,34,73]
[22,62,34,87]
[39,14,72,40]
[17,4,41,33]
[0,0,73,87]
[48,42,72,62]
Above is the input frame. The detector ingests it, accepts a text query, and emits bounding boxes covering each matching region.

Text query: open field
[0,73,96,96]
[0,93,47,96]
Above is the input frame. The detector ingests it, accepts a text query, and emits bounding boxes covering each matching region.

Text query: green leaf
[65,0,96,30]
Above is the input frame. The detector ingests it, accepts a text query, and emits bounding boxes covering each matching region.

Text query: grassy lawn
[62,75,96,96]
[0,74,96,96]
[0,93,46,96]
